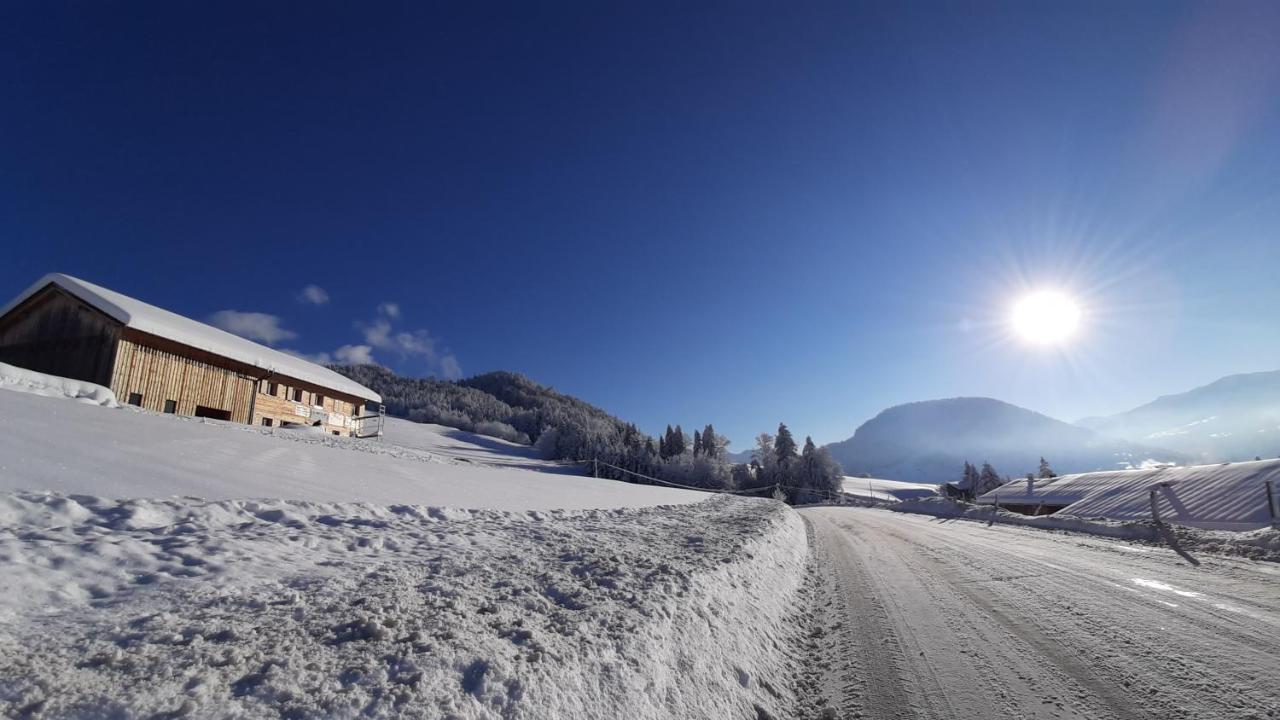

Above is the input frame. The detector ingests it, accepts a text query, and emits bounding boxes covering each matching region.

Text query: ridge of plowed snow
[0,494,810,719]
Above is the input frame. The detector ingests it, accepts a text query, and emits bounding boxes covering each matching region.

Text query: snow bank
[0,361,117,406]
[0,494,811,718]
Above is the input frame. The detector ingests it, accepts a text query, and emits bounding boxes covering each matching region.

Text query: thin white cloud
[362,318,394,349]
[357,310,461,379]
[333,344,377,365]
[439,354,462,380]
[298,285,330,306]
[281,348,331,364]
[281,344,378,367]
[208,310,297,346]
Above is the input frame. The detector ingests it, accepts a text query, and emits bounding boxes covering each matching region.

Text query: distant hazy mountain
[1077,370,1280,463]
[826,397,1182,484]
[724,448,755,464]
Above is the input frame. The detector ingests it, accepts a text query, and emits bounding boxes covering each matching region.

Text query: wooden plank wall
[110,337,254,422]
[252,378,363,435]
[0,286,121,386]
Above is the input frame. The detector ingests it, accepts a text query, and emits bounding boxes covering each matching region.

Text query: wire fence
[584,458,856,505]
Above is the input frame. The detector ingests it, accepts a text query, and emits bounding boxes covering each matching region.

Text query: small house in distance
[0,273,381,435]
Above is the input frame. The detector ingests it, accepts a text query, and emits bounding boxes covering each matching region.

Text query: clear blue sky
[3,2,1279,450]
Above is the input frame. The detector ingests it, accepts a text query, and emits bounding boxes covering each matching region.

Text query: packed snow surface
[977,460,1280,530]
[0,387,703,510]
[801,506,1280,719]
[0,273,379,401]
[0,494,810,719]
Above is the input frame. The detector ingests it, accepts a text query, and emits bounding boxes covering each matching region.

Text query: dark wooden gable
[0,284,123,386]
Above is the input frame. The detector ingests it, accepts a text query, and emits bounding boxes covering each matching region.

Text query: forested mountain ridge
[329,365,843,501]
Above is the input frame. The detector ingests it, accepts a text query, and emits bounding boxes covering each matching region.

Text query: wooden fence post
[592,458,598,478]
[1149,488,1162,524]
[1266,480,1277,527]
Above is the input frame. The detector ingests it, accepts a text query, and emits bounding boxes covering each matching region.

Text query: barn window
[127,392,143,406]
[163,399,177,414]
[193,405,232,421]
[261,417,273,427]
[291,387,303,402]
[315,394,325,407]
[266,382,279,396]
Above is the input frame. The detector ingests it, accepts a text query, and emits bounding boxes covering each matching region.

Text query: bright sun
[1011,290,1081,345]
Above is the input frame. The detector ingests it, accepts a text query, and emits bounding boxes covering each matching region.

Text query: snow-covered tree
[793,436,844,503]
[976,462,1003,495]
[775,423,798,466]
[669,425,687,456]
[701,423,721,459]
[1038,457,1057,479]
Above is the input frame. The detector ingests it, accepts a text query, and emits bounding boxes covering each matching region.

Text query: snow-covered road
[801,507,1280,720]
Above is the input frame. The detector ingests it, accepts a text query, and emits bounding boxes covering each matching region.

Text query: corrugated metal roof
[0,273,381,403]
[977,460,1279,529]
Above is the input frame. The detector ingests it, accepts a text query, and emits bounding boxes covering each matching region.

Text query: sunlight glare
[1010,290,1081,345]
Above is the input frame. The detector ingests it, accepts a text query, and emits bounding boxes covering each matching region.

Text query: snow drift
[0,494,809,719]
[0,360,118,406]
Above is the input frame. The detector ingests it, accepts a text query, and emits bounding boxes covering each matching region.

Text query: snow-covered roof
[976,460,1280,529]
[0,273,380,402]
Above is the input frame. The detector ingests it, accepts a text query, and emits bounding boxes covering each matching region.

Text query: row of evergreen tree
[738,424,844,503]
[330,365,843,503]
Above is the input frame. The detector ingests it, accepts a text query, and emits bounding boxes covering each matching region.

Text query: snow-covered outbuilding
[975,460,1280,530]
[0,273,381,435]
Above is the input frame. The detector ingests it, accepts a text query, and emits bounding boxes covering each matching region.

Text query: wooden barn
[0,273,381,436]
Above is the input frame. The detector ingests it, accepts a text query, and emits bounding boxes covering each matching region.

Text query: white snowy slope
[0,383,703,510]
[841,475,940,502]
[0,494,810,719]
[380,417,555,472]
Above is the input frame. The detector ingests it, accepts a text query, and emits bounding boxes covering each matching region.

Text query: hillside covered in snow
[0,381,703,510]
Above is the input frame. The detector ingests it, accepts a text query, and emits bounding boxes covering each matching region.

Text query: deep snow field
[0,370,810,718]
[0,381,702,510]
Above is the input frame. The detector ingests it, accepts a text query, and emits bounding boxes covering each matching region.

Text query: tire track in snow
[804,513,914,719]
[820,513,1136,719]
[881,516,1280,717]
[801,507,1280,720]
